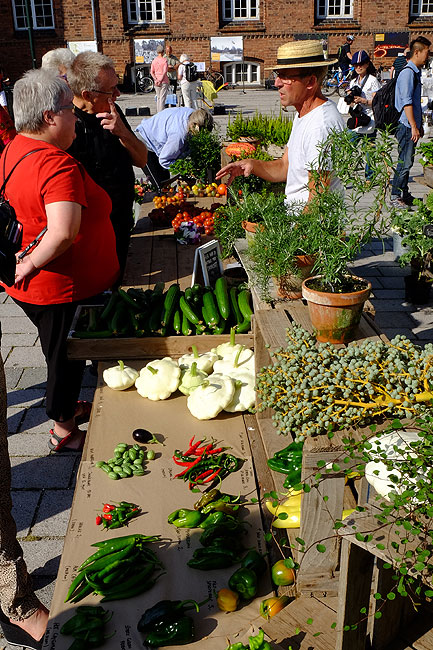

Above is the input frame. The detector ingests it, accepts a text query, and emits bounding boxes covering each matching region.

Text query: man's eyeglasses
[58,103,74,111]
[90,87,118,95]
[275,72,307,83]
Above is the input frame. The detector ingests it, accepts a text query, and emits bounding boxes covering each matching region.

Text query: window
[223,61,260,84]
[128,0,165,23]
[12,0,54,30]
[411,0,433,15]
[223,0,259,21]
[317,0,353,18]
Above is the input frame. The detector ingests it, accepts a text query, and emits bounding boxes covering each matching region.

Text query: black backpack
[372,67,418,133]
[185,63,199,82]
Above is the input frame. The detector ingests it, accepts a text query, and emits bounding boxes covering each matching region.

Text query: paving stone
[0,291,8,303]
[5,346,46,369]
[17,367,46,390]
[0,302,27,317]
[5,368,22,390]
[7,388,45,409]
[377,276,405,289]
[7,407,24,434]
[370,299,415,312]
[381,328,417,341]
[411,328,433,342]
[8,433,50,457]
[19,539,64,576]
[378,265,410,277]
[348,261,383,275]
[19,407,50,434]
[374,311,417,330]
[371,289,406,300]
[32,490,74,537]
[11,456,77,489]
[1,345,12,361]
[1,333,38,349]
[11,490,40,537]
[0,317,38,334]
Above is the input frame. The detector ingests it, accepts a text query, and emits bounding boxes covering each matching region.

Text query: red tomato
[182,211,190,219]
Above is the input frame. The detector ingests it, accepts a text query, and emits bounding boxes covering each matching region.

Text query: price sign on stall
[191,240,224,287]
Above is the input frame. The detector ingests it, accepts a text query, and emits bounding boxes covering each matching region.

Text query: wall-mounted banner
[210,36,243,62]
[134,38,165,64]
[374,32,409,59]
[68,41,97,55]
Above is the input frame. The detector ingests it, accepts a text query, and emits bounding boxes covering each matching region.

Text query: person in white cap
[338,35,354,73]
[216,40,345,207]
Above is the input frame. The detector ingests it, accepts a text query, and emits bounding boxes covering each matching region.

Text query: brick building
[1,0,433,85]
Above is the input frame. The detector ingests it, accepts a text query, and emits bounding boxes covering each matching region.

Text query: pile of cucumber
[72,278,253,338]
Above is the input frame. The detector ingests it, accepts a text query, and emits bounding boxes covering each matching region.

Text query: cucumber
[118,288,141,311]
[149,296,164,332]
[71,329,112,339]
[213,319,227,335]
[202,303,215,330]
[162,284,180,327]
[88,307,98,332]
[110,302,128,336]
[214,277,230,320]
[236,319,251,334]
[237,289,253,322]
[181,312,192,336]
[202,290,220,326]
[229,286,243,326]
[151,281,165,296]
[100,292,119,322]
[184,287,194,303]
[179,295,202,326]
[173,309,182,334]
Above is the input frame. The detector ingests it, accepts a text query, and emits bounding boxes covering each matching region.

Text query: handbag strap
[0,146,45,198]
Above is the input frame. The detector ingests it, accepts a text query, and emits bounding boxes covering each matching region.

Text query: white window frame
[127,0,165,23]
[410,0,433,15]
[223,0,259,21]
[223,61,260,85]
[12,0,55,30]
[316,0,353,19]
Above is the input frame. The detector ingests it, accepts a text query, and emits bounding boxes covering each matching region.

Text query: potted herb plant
[300,128,395,343]
[169,127,222,183]
[418,141,433,189]
[392,193,433,304]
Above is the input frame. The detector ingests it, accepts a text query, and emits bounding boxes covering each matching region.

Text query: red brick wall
[1,0,433,82]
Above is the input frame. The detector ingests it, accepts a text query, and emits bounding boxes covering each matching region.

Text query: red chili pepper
[102,513,113,521]
[95,515,103,525]
[185,438,206,455]
[207,447,225,455]
[174,456,204,478]
[201,467,222,484]
[103,504,114,513]
[194,469,214,481]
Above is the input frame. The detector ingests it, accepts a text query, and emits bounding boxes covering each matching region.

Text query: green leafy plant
[226,110,293,147]
[418,141,433,167]
[169,129,221,182]
[230,147,280,196]
[392,194,433,280]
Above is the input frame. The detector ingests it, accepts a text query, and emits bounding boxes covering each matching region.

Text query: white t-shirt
[0,91,6,107]
[285,99,345,206]
[349,74,382,134]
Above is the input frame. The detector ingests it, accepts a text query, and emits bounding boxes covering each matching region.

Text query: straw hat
[266,40,338,70]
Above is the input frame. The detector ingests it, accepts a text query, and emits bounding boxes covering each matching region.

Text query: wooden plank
[335,539,374,650]
[372,558,413,650]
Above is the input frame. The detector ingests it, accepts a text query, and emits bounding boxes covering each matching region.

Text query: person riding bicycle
[338,35,354,73]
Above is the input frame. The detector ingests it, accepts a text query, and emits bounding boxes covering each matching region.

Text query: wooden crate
[253,304,389,596]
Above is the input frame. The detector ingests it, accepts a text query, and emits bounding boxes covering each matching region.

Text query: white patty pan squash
[216,326,253,360]
[103,360,139,390]
[178,344,218,375]
[135,357,181,401]
[187,373,235,420]
[223,369,255,412]
[178,362,208,396]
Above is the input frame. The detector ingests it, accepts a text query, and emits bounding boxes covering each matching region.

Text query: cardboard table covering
[43,363,273,649]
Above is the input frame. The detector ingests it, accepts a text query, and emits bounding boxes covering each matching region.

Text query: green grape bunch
[256,325,433,439]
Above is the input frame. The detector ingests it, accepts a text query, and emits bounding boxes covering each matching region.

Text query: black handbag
[0,147,44,286]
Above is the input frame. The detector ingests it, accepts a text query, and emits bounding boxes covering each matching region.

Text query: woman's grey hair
[179,54,190,63]
[13,69,73,133]
[41,48,76,73]
[67,51,114,97]
[156,45,164,54]
[188,108,214,133]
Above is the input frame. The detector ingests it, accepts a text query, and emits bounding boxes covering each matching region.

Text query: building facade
[1,0,433,85]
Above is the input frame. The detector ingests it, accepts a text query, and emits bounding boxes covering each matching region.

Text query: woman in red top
[2,68,119,453]
[150,44,169,113]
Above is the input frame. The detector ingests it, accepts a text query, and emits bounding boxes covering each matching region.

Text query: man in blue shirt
[391,36,431,209]
[135,107,213,188]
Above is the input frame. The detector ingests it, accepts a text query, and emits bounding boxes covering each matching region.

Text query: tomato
[238,189,243,196]
[217,183,227,195]
[182,211,190,219]
[260,596,290,620]
[271,560,296,586]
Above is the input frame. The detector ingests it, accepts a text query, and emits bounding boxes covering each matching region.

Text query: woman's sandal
[47,428,86,453]
[0,609,43,650]
[74,400,92,426]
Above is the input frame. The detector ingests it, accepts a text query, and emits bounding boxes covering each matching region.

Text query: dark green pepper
[199,521,246,547]
[144,615,194,646]
[200,498,240,515]
[137,599,203,633]
[199,511,238,529]
[187,546,241,570]
[167,509,203,528]
[241,549,267,577]
[274,441,304,457]
[229,567,258,600]
[267,442,303,490]
[194,488,221,510]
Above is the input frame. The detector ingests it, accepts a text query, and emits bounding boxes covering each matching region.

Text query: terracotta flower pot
[276,254,316,300]
[301,275,371,344]
[242,220,262,245]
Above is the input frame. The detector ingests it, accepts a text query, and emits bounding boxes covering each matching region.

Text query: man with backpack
[178,53,199,109]
[338,35,354,73]
[390,36,431,209]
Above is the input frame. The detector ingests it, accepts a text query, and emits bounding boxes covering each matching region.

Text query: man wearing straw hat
[216,40,345,206]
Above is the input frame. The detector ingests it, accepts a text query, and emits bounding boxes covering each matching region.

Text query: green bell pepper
[144,615,194,646]
[199,521,246,546]
[267,441,303,489]
[228,567,258,599]
[167,509,203,528]
[241,549,267,577]
[187,546,241,570]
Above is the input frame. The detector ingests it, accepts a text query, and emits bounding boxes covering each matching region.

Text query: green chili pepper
[199,521,247,547]
[187,546,241,570]
[274,441,304,457]
[228,567,258,600]
[137,599,205,633]
[167,509,204,528]
[194,488,220,510]
[241,549,267,577]
[144,615,194,646]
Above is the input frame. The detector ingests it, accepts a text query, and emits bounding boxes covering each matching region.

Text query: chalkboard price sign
[191,240,224,287]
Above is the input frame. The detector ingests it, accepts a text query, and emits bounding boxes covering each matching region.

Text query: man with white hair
[67,51,148,274]
[178,54,199,108]
[41,47,76,79]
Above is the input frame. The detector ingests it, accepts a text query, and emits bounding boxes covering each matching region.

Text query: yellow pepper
[217,588,239,612]
[266,489,355,529]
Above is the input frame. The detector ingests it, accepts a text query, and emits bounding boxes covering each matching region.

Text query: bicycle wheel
[322,72,337,96]
[137,73,154,93]
[337,80,350,97]
[207,71,224,89]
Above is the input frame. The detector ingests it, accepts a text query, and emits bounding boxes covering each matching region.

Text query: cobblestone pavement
[1,88,432,648]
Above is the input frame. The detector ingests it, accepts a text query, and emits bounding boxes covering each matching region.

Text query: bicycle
[136,68,154,93]
[322,66,354,97]
[204,67,225,89]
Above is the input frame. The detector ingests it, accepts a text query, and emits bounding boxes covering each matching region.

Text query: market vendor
[216,40,345,206]
[135,107,213,189]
